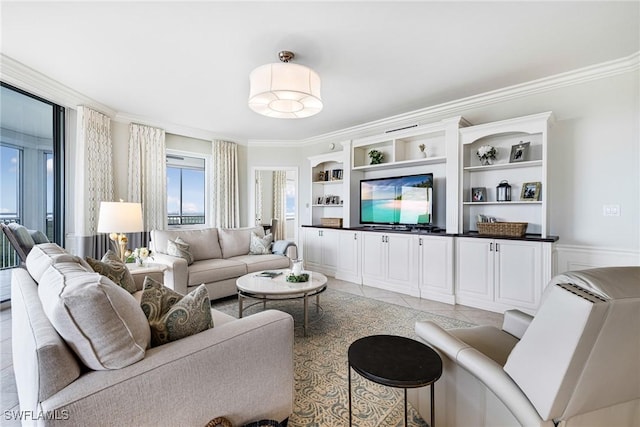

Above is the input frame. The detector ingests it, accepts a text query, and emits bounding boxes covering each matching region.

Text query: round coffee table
[348,335,443,426]
[236,269,327,336]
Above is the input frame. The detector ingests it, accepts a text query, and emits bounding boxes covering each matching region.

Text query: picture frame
[509,141,530,163]
[471,187,486,202]
[520,181,541,201]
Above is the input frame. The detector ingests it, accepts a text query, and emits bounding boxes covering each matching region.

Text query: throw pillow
[249,232,273,255]
[86,250,137,294]
[140,277,213,347]
[28,229,50,244]
[38,261,150,370]
[7,222,36,255]
[167,237,194,265]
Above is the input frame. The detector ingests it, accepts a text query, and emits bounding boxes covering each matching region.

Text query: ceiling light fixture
[248,51,322,119]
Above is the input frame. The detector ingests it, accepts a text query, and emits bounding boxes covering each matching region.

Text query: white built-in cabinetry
[361,232,418,297]
[308,143,351,228]
[459,112,552,237]
[335,230,361,284]
[456,237,549,315]
[301,112,557,315]
[302,227,338,276]
[416,235,455,304]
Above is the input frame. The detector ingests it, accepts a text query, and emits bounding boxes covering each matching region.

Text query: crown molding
[250,51,640,147]
[3,51,638,147]
[0,54,117,117]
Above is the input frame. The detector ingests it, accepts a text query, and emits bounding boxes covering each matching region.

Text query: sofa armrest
[150,252,189,295]
[40,310,294,426]
[502,309,534,339]
[272,240,298,259]
[416,320,549,427]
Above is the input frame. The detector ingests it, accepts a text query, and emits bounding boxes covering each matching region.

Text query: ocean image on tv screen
[361,174,433,224]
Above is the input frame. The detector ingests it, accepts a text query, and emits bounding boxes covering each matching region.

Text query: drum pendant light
[248,51,323,118]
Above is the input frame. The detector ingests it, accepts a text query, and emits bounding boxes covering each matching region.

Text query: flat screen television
[360,173,434,226]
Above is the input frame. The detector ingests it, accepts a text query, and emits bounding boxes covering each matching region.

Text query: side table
[126,263,167,286]
[348,335,442,426]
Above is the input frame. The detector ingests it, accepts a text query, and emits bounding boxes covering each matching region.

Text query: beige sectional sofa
[12,243,294,426]
[150,226,295,299]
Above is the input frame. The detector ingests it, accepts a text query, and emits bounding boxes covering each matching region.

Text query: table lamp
[97,201,144,261]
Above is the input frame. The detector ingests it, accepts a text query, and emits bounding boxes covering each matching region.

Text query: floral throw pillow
[167,237,194,265]
[249,232,273,255]
[140,276,213,347]
[86,250,137,294]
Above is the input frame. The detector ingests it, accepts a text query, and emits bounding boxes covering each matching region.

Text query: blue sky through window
[0,145,20,216]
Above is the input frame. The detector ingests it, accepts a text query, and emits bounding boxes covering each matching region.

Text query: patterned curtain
[128,123,167,245]
[272,170,286,240]
[211,140,240,228]
[74,106,114,258]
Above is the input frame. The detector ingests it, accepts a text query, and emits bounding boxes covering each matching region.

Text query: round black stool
[348,335,442,426]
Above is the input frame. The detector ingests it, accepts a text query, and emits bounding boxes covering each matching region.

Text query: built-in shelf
[463,160,542,172]
[353,155,446,171]
[463,201,543,206]
[312,180,344,185]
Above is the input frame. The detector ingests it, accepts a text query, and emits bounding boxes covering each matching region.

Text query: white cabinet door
[385,234,416,287]
[494,239,542,311]
[361,232,385,280]
[418,235,454,303]
[336,230,361,283]
[320,229,339,271]
[303,228,323,268]
[456,237,494,302]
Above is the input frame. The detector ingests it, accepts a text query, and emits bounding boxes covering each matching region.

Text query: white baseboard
[555,244,640,274]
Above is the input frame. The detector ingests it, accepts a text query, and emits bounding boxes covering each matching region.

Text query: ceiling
[1,1,638,143]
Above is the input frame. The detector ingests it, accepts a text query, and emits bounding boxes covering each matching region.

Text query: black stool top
[348,335,442,388]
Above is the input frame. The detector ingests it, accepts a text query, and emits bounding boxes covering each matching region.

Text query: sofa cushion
[86,250,137,293]
[229,254,290,273]
[7,222,36,254]
[151,228,222,261]
[187,258,248,286]
[25,243,89,283]
[218,226,264,259]
[250,232,273,255]
[38,261,150,370]
[167,236,194,265]
[140,277,213,347]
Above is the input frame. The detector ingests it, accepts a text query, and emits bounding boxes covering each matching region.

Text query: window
[166,153,206,226]
[286,173,296,220]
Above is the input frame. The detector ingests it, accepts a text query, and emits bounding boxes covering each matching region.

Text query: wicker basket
[320,217,343,228]
[477,222,527,237]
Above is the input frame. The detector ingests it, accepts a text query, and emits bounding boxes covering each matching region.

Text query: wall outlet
[602,204,621,216]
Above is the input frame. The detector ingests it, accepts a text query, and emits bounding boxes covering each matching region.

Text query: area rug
[211,286,474,426]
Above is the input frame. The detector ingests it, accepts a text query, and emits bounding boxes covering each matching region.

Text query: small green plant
[368,149,384,165]
[419,144,425,152]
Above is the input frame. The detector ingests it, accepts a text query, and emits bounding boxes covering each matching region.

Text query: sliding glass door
[0,83,64,300]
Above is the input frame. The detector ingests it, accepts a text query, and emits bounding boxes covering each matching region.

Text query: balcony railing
[1,215,53,270]
[1,217,21,270]
[168,214,205,226]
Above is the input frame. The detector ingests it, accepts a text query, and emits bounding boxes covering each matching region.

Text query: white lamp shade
[248,62,322,118]
[97,202,144,233]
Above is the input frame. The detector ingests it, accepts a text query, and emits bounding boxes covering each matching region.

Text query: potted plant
[368,149,384,165]
[419,143,427,158]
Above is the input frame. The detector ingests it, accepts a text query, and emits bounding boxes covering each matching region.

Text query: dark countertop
[302,224,559,242]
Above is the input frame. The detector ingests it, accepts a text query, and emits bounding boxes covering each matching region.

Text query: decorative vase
[136,257,144,266]
[480,157,494,166]
[292,259,303,276]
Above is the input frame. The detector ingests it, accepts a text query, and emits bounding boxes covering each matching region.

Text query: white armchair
[412,267,640,427]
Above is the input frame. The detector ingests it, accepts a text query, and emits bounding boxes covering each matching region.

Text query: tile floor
[0,272,503,424]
